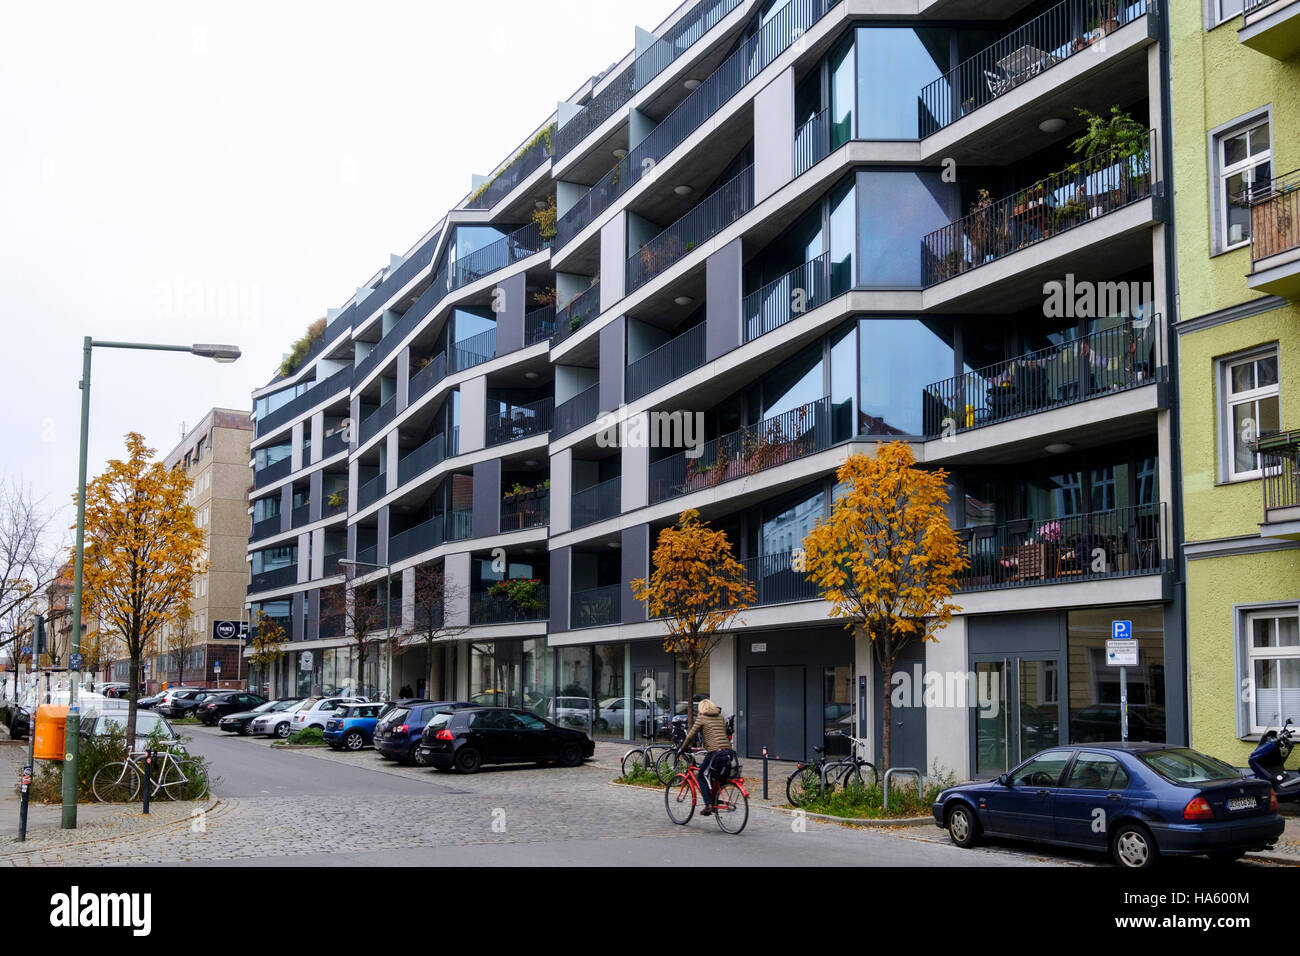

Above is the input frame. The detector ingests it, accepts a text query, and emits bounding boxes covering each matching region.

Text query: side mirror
[997,773,1011,787]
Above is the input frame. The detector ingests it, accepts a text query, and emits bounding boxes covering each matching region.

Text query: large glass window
[855,27,948,139]
[521,638,553,716]
[762,486,825,556]
[830,323,856,442]
[1221,348,1280,480]
[857,170,955,287]
[1067,606,1166,744]
[859,318,955,436]
[556,645,592,731]
[829,34,855,148]
[1216,117,1270,250]
[1246,609,1300,735]
[762,341,822,420]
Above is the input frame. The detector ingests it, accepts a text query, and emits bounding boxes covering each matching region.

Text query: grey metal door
[746,665,805,760]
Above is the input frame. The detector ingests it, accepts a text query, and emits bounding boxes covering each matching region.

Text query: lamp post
[64,337,240,829]
[336,558,394,700]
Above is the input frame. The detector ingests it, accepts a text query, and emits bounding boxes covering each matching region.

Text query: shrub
[279,317,327,377]
[616,762,662,788]
[286,727,325,746]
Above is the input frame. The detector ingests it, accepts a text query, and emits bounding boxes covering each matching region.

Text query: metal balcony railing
[742,253,839,343]
[397,432,449,486]
[1249,169,1300,264]
[256,367,353,438]
[648,397,831,505]
[471,585,549,625]
[450,328,496,373]
[359,394,398,445]
[742,550,821,607]
[794,108,831,177]
[319,550,348,579]
[956,503,1169,592]
[452,222,547,291]
[321,430,348,459]
[570,584,622,629]
[556,0,841,249]
[253,455,293,489]
[919,0,1149,137]
[408,352,447,406]
[249,514,281,541]
[501,491,549,532]
[486,397,554,446]
[290,504,312,528]
[1262,445,1300,518]
[464,128,554,210]
[554,282,601,344]
[553,0,743,161]
[357,545,378,566]
[554,383,601,438]
[625,165,754,292]
[571,476,621,529]
[524,305,556,346]
[922,316,1166,436]
[249,564,299,594]
[389,516,447,563]
[357,473,387,510]
[626,323,706,401]
[922,131,1157,286]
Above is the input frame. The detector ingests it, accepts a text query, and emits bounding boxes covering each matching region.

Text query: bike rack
[883,767,921,812]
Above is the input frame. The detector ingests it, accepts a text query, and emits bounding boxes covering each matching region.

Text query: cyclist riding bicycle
[678,698,733,816]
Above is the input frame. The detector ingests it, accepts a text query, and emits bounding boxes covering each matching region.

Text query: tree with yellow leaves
[631,509,755,716]
[81,432,206,742]
[801,443,966,774]
[249,611,289,668]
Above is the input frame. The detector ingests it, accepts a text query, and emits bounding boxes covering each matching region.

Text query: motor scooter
[1248,718,1300,801]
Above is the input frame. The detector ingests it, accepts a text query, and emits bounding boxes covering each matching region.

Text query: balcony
[524,305,556,346]
[794,108,831,178]
[249,514,281,541]
[626,323,707,402]
[1247,170,1300,300]
[570,584,621,629]
[742,550,821,607]
[450,328,496,373]
[389,512,467,563]
[452,222,548,291]
[471,585,549,625]
[409,353,447,406]
[742,253,840,343]
[397,432,452,486]
[1240,0,1300,59]
[922,317,1165,437]
[922,131,1156,287]
[553,282,601,345]
[321,430,347,459]
[555,0,841,250]
[501,490,549,532]
[553,0,743,162]
[486,397,554,446]
[625,165,754,292]
[253,456,293,489]
[357,473,387,510]
[359,395,398,445]
[249,564,299,595]
[1259,433,1300,537]
[464,129,554,210]
[648,397,831,505]
[554,383,600,438]
[919,0,1150,137]
[571,476,621,529]
[290,503,312,528]
[956,503,1168,592]
[318,549,348,579]
[255,367,353,439]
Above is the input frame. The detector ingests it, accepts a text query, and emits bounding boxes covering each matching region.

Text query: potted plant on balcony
[488,577,543,621]
[327,489,346,510]
[532,286,557,308]
[1096,1,1121,36]
[965,189,1006,263]
[532,195,558,240]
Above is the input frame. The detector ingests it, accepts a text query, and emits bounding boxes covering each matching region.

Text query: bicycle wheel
[620,747,647,778]
[92,762,141,803]
[785,765,823,807]
[712,781,749,834]
[185,764,211,800]
[856,761,879,790]
[151,759,185,800]
[664,772,696,825]
[654,748,690,785]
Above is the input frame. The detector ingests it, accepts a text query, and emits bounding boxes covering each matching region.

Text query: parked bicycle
[653,714,735,784]
[664,748,748,834]
[786,733,878,807]
[92,748,210,803]
[621,727,678,780]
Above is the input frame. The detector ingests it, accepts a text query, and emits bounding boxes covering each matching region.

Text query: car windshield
[270,699,299,712]
[97,713,168,736]
[249,701,276,713]
[1139,748,1242,785]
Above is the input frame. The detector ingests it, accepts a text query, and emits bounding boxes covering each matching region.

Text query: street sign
[68,653,82,671]
[1106,640,1138,667]
[213,660,221,673]
[1112,620,1133,640]
[299,651,314,672]
[213,620,249,641]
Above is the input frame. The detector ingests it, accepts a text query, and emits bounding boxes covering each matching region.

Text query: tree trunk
[880,659,893,778]
[127,657,140,748]
[427,641,437,701]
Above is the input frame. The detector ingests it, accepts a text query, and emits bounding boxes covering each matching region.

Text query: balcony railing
[319,549,348,579]
[553,0,743,161]
[408,352,447,406]
[249,564,299,594]
[648,397,831,505]
[570,584,621,629]
[742,253,839,343]
[556,0,841,249]
[256,367,353,438]
[956,503,1168,592]
[359,394,398,445]
[249,514,281,541]
[626,323,706,401]
[922,316,1165,436]
[922,131,1156,287]
[571,476,621,529]
[554,383,601,438]
[1249,169,1300,263]
[389,516,444,563]
[553,281,601,344]
[919,0,1149,136]
[253,456,293,489]
[471,585,550,625]
[742,550,821,607]
[524,305,556,345]
[398,432,450,486]
[625,165,754,291]
[290,504,312,528]
[452,222,547,291]
[1262,443,1300,518]
[353,262,446,385]
[357,545,378,566]
[321,429,347,459]
[464,129,554,210]
[450,328,496,373]
[357,473,387,510]
[794,108,831,177]
[501,491,549,532]
[486,397,554,446]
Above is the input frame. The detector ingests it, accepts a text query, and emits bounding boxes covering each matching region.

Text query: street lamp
[336,558,394,701]
[64,336,240,829]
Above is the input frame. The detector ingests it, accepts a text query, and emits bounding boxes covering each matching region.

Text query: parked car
[198,691,267,726]
[156,689,218,719]
[376,698,434,722]
[81,709,180,752]
[417,706,594,774]
[100,682,131,699]
[141,687,200,712]
[219,698,302,735]
[1070,704,1167,743]
[541,696,596,730]
[324,702,386,751]
[289,696,365,735]
[249,699,313,739]
[933,743,1284,868]
[595,697,654,735]
[375,701,474,764]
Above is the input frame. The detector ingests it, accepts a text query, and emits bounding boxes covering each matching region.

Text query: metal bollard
[18,764,32,841]
[142,750,153,815]
[762,747,769,800]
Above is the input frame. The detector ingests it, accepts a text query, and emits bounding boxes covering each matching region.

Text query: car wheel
[238,723,250,736]
[453,748,481,774]
[431,764,452,773]
[342,731,366,751]
[410,745,431,768]
[559,742,584,767]
[1112,823,1157,869]
[947,804,980,848]
[274,722,291,739]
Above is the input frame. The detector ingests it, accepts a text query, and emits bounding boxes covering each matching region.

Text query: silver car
[248,699,310,738]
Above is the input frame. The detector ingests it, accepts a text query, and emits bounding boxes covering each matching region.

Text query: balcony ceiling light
[607,541,621,549]
[1038,117,1067,134]
[524,370,540,379]
[684,79,701,90]
[613,148,628,159]
[674,296,693,306]
[1045,442,1073,454]
[524,459,538,467]
[674,185,694,196]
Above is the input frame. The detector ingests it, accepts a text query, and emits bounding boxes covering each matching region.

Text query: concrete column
[925,616,970,781]
[473,459,501,539]
[754,65,795,202]
[385,431,399,493]
[310,411,325,465]
[620,524,648,624]
[599,316,626,412]
[706,238,744,361]
[401,566,415,631]
[279,485,293,535]
[629,108,654,150]
[460,376,487,454]
[396,348,410,413]
[445,552,471,627]
[297,533,310,584]
[309,470,323,522]
[291,420,305,473]
[550,447,573,534]
[550,547,571,633]
[310,528,325,580]
[709,635,736,717]
[377,507,390,567]
[349,394,361,452]
[292,592,305,643]
[621,412,649,512]
[348,457,359,514]
[307,588,321,643]
[600,211,627,310]
[496,272,526,355]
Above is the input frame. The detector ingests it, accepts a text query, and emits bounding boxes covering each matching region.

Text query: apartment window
[1213,114,1271,252]
[1208,0,1245,26]
[1243,609,1300,735]
[1220,347,1280,480]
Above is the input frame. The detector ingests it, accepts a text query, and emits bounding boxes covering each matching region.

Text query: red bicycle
[664,751,749,834]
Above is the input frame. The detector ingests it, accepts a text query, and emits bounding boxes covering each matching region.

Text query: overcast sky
[0,0,677,525]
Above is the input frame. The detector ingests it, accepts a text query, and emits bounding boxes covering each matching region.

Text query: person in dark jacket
[679,698,733,815]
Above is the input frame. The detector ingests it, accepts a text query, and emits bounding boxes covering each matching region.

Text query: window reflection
[859,318,955,436]
[856,27,948,139]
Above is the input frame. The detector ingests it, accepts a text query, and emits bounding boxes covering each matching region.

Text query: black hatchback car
[375,700,473,765]
[417,707,594,773]
[198,691,267,726]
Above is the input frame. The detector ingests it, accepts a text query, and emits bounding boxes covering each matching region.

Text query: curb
[0,797,222,858]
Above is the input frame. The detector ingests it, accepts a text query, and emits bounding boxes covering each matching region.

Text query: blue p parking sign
[1112,620,1132,640]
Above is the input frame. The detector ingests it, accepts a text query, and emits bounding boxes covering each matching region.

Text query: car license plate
[1227,796,1256,811]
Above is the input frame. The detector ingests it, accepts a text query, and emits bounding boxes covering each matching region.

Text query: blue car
[932,743,1284,868]
[373,700,474,765]
[324,702,385,751]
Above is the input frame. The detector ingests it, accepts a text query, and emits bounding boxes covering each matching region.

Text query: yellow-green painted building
[1172,0,1300,763]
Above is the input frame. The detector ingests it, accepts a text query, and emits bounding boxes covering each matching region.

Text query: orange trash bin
[33,704,69,761]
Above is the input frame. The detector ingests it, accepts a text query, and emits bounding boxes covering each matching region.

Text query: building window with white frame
[1211,0,1245,25]
[1221,347,1280,480]
[1245,609,1300,735]
[1216,117,1271,251]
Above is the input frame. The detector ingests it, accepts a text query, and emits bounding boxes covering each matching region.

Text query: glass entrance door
[634,667,671,740]
[973,656,1063,777]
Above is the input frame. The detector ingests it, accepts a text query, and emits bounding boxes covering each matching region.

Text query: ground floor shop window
[824,665,853,739]
[1067,605,1165,743]
[1243,607,1300,735]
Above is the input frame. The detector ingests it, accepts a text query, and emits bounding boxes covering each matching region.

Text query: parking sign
[1112,620,1132,640]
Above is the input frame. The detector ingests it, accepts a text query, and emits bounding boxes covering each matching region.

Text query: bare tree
[411,563,467,695]
[164,609,197,686]
[0,479,64,660]
[324,579,386,697]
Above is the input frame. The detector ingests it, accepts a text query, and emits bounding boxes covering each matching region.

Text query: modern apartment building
[1173,0,1300,763]
[246,0,1181,779]
[130,408,255,690]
